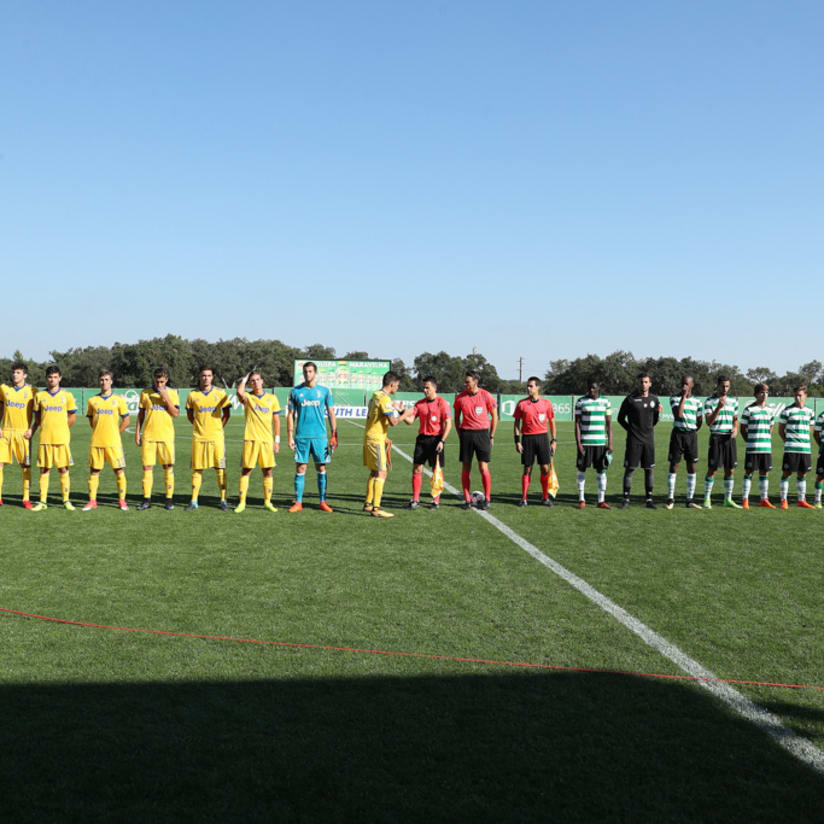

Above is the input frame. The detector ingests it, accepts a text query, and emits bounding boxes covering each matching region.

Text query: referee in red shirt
[513,377,557,506]
[407,376,452,509]
[453,371,498,509]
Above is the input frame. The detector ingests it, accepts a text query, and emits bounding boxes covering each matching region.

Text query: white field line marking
[343,420,824,776]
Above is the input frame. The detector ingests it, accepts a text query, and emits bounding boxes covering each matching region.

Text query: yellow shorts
[241,440,275,469]
[141,440,175,467]
[191,438,226,470]
[89,445,126,471]
[363,438,388,472]
[38,443,73,469]
[0,429,31,466]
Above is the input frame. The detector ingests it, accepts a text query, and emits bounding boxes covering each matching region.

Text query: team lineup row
[2,361,824,513]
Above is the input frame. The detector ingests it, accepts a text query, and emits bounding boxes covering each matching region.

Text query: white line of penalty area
[344,420,824,777]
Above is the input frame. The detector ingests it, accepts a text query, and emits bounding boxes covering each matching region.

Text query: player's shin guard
[317,471,327,502]
[481,470,491,501]
[164,468,174,500]
[576,471,586,501]
[742,475,752,501]
[521,474,530,500]
[779,477,789,501]
[667,472,677,499]
[724,478,735,500]
[216,469,227,501]
[597,471,607,503]
[644,468,654,498]
[365,476,375,506]
[758,475,769,500]
[238,474,249,505]
[294,473,305,503]
[411,472,422,502]
[263,475,273,503]
[373,478,385,509]
[704,475,715,497]
[686,473,696,500]
[797,477,807,501]
[461,470,471,501]
[191,470,203,502]
[39,472,50,503]
[88,473,100,501]
[142,469,153,499]
[116,472,127,501]
[540,472,550,499]
[59,471,70,502]
[22,466,31,501]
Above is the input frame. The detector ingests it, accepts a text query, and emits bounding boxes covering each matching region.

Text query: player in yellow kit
[362,371,415,518]
[0,361,35,508]
[185,365,231,510]
[82,370,130,511]
[136,367,179,510]
[234,370,281,513]
[29,365,77,511]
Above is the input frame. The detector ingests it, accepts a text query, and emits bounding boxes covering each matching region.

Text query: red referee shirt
[454,388,497,431]
[513,397,554,435]
[413,396,451,436]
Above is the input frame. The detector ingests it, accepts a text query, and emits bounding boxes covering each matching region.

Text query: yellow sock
[59,471,70,502]
[238,473,250,505]
[22,466,31,501]
[142,469,153,498]
[39,472,50,503]
[191,470,202,502]
[217,469,227,501]
[365,476,375,505]
[116,471,127,500]
[164,467,174,499]
[88,473,100,500]
[263,475,273,503]
[373,478,385,508]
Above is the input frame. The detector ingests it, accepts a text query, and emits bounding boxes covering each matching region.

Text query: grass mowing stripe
[344,419,824,776]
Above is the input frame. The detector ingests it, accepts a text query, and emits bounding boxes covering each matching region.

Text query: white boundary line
[344,420,824,776]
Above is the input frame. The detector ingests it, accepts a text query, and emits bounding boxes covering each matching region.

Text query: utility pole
[518,356,524,383]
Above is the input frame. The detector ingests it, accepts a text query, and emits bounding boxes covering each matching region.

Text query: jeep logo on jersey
[475,406,483,415]
[538,413,546,422]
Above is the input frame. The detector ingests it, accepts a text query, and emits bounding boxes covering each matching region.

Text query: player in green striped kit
[702,375,740,508]
[739,383,775,509]
[777,385,816,509]
[666,376,703,509]
[574,382,613,508]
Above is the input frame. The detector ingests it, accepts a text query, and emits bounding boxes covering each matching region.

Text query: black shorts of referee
[668,430,698,465]
[707,433,738,471]
[520,433,552,467]
[413,434,446,468]
[624,436,655,470]
[459,429,491,463]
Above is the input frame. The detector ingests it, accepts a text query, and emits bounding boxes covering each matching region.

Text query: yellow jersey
[139,387,180,442]
[87,393,129,448]
[186,388,229,440]
[364,390,396,441]
[242,392,280,442]
[0,383,35,431]
[34,389,77,445]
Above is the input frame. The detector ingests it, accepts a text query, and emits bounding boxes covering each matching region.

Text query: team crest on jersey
[431,415,438,422]
[538,413,546,422]
[475,406,483,415]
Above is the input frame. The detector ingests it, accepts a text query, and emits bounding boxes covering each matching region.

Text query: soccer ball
[470,490,486,507]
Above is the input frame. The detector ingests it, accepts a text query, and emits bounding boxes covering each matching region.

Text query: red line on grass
[2,606,822,692]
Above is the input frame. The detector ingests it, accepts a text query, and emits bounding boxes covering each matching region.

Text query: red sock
[411,473,422,501]
[540,472,550,498]
[521,475,530,499]
[462,470,471,500]
[481,470,491,500]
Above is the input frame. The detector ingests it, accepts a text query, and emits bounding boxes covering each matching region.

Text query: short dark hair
[794,384,807,393]
[716,374,729,384]
[10,361,27,374]
[382,370,400,386]
[45,365,61,377]
[637,372,650,380]
[303,361,317,372]
[753,382,769,395]
[527,376,541,385]
[98,369,113,380]
[422,376,437,387]
[153,367,169,380]
[198,365,214,375]
[249,370,263,381]
[465,370,480,382]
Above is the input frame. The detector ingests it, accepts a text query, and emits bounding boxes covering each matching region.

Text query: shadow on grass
[2,671,823,822]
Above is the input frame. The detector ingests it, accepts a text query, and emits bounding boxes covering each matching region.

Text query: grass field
[1,412,823,821]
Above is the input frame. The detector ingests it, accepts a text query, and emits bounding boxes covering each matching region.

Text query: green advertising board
[292,360,390,391]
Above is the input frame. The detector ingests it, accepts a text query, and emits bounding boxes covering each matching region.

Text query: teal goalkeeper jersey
[778,404,814,454]
[740,403,774,453]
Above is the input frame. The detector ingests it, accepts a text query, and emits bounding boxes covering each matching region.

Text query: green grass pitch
[1,414,823,821]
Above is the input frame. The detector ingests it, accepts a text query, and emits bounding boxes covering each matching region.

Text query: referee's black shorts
[459,429,491,463]
[521,433,551,467]
[413,434,445,469]
[624,436,655,470]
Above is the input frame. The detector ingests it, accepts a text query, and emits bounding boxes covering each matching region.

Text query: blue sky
[3,1,821,379]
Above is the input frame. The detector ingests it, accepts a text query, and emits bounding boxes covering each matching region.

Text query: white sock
[577,472,586,501]
[759,476,769,500]
[597,472,607,502]
[816,483,822,504]
[742,476,752,500]
[686,473,696,499]
[724,478,734,499]
[797,477,807,501]
[704,476,715,497]
[779,477,789,501]
[667,472,677,498]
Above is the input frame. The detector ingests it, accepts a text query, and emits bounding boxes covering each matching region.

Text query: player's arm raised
[236,373,249,405]
[158,385,179,417]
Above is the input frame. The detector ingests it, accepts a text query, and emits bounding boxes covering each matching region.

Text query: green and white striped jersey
[669,395,702,431]
[574,396,611,446]
[778,404,814,454]
[740,403,774,453]
[703,395,739,434]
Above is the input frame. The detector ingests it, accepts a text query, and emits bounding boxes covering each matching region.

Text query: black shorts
[782,452,811,474]
[577,445,610,472]
[624,437,655,470]
[744,452,772,473]
[668,430,699,464]
[413,434,445,469]
[521,433,551,467]
[707,433,738,471]
[459,429,491,463]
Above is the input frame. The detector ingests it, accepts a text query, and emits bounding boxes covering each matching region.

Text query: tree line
[2,337,821,396]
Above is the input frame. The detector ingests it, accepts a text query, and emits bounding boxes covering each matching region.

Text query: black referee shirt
[617,392,660,442]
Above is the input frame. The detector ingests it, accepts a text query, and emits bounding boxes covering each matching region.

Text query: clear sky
[3,1,821,379]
